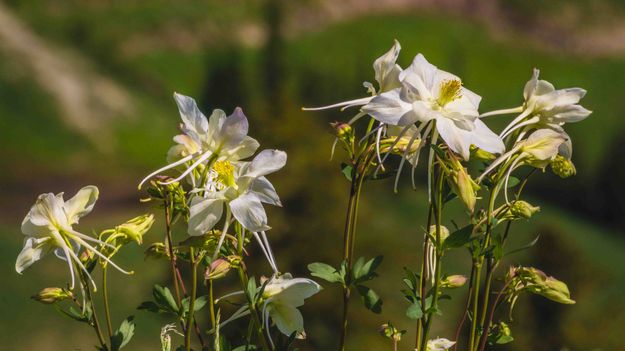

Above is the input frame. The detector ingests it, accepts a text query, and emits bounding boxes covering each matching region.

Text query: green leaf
[153,285,179,314]
[352,255,383,284]
[181,295,209,316]
[246,277,257,303]
[110,316,135,351]
[356,285,382,314]
[506,176,520,188]
[341,163,353,182]
[137,301,160,313]
[443,224,474,250]
[496,335,514,344]
[308,262,343,284]
[405,301,423,320]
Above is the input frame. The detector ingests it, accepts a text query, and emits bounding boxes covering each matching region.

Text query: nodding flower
[139,93,259,189]
[426,337,456,351]
[482,68,591,140]
[16,186,131,291]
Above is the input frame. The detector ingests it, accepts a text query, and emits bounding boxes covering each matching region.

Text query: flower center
[437,79,462,107]
[213,161,237,189]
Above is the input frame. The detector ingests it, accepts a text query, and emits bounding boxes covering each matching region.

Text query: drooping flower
[483,69,591,138]
[139,93,259,188]
[261,274,321,340]
[16,186,130,290]
[303,40,402,112]
[363,53,504,161]
[426,337,456,351]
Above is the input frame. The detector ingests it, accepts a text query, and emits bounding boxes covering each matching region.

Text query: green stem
[415,203,434,349]
[102,266,114,339]
[208,279,216,330]
[419,168,445,351]
[468,260,482,351]
[164,194,182,307]
[185,247,199,351]
[80,269,108,350]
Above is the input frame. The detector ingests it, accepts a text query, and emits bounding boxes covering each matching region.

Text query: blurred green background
[1,1,625,350]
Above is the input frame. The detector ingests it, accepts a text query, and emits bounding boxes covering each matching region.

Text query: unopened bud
[80,249,95,265]
[117,214,155,245]
[331,122,352,139]
[379,322,404,342]
[471,146,496,161]
[513,267,575,305]
[32,287,73,304]
[205,258,233,280]
[499,321,511,337]
[550,155,576,178]
[441,275,467,288]
[510,200,540,219]
[145,242,169,260]
[429,225,450,243]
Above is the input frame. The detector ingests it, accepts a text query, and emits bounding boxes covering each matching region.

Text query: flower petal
[188,197,225,236]
[220,136,260,161]
[230,192,270,232]
[246,150,287,178]
[267,302,304,337]
[435,117,472,161]
[64,186,99,225]
[362,89,416,125]
[220,107,249,147]
[173,93,209,137]
[15,237,51,274]
[251,176,282,206]
[373,39,402,92]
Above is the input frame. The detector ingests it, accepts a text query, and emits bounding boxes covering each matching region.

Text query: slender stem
[208,279,216,330]
[79,267,108,350]
[453,265,476,351]
[477,280,512,351]
[419,169,445,351]
[415,203,433,349]
[164,194,182,306]
[185,247,199,351]
[102,266,114,339]
[468,261,482,351]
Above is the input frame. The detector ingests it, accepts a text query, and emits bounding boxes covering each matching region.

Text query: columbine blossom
[426,338,456,351]
[483,69,592,139]
[16,186,130,290]
[188,150,286,260]
[303,40,402,113]
[479,128,569,202]
[261,274,321,342]
[139,93,259,188]
[363,53,504,161]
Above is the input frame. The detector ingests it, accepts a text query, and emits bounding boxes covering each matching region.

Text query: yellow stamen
[213,161,237,189]
[437,79,462,107]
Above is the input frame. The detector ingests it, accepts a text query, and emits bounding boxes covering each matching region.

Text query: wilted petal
[246,150,287,178]
[188,197,225,236]
[230,192,270,232]
[64,186,99,225]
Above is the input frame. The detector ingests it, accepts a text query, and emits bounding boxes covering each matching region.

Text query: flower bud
[31,287,73,304]
[441,275,467,288]
[513,267,575,305]
[470,146,496,161]
[379,322,404,342]
[145,242,169,260]
[331,122,353,140]
[80,249,95,265]
[550,155,576,178]
[510,200,540,219]
[205,258,232,281]
[116,214,154,245]
[429,225,450,243]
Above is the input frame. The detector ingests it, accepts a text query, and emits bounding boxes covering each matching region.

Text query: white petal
[469,119,505,155]
[173,93,209,137]
[373,39,402,92]
[399,54,437,93]
[188,197,225,236]
[267,302,304,337]
[246,150,287,178]
[251,176,281,206]
[436,117,472,161]
[229,192,270,232]
[64,186,99,225]
[15,237,51,273]
[266,277,321,307]
[220,107,249,147]
[220,136,260,161]
[362,89,416,125]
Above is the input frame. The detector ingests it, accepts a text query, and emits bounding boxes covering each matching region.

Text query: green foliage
[110,316,135,351]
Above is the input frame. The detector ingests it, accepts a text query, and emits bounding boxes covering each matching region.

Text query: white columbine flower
[261,274,321,340]
[426,338,456,351]
[139,93,259,188]
[363,53,504,161]
[484,69,591,138]
[17,186,130,289]
[303,40,402,113]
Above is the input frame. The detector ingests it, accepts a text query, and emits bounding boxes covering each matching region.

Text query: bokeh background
[1,1,625,350]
